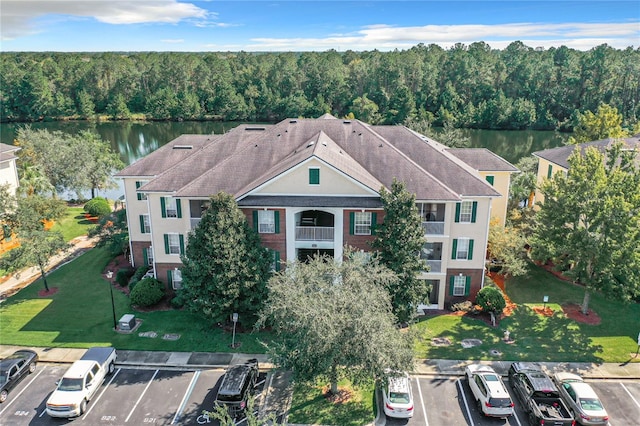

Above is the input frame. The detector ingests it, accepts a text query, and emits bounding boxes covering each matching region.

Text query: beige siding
[534,158,568,206]
[255,158,375,196]
[0,159,19,195]
[148,193,190,265]
[479,171,510,226]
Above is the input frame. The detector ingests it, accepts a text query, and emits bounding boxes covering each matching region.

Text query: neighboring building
[116,116,517,309]
[0,143,21,254]
[532,134,640,206]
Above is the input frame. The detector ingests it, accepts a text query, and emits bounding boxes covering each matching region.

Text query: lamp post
[106,271,117,330]
[231,313,238,348]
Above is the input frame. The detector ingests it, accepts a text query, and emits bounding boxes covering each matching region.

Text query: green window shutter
[136,181,142,200]
[176,199,182,218]
[449,276,455,296]
[371,212,377,235]
[179,234,185,254]
[451,239,458,259]
[164,234,169,254]
[349,212,355,235]
[161,197,167,218]
[143,248,149,266]
[454,202,461,223]
[274,211,280,233]
[167,270,173,287]
[485,175,494,185]
[547,164,553,178]
[275,251,281,271]
[468,239,474,260]
[139,215,145,233]
[252,211,258,232]
[471,201,478,223]
[309,168,320,184]
[465,276,471,296]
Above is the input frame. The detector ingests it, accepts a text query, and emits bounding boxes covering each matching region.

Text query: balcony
[190,217,201,229]
[425,260,442,273]
[422,221,445,235]
[295,226,334,241]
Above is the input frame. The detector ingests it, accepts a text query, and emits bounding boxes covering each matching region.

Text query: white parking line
[415,377,429,426]
[456,378,475,426]
[0,365,47,415]
[125,369,159,422]
[171,370,201,424]
[621,382,640,409]
[83,368,121,419]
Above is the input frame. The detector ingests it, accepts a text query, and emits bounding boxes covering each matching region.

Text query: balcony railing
[425,260,442,273]
[422,221,444,235]
[190,217,202,229]
[295,226,334,241]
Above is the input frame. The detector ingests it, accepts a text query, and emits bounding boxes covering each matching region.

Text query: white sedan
[553,372,609,425]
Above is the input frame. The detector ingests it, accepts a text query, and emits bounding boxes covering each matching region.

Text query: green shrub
[170,293,186,309]
[116,268,135,287]
[130,277,165,307]
[84,197,111,217]
[129,266,150,287]
[475,286,506,314]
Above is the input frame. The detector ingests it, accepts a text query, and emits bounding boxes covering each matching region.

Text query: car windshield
[0,372,7,385]
[579,398,604,411]
[389,391,411,404]
[489,397,512,407]
[58,378,83,391]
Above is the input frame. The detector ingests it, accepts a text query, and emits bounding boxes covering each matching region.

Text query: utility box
[118,314,136,331]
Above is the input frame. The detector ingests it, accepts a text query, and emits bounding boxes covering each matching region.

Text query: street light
[231,313,239,348]
[106,271,117,330]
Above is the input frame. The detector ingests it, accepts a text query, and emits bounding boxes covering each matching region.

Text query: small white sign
[543,295,549,303]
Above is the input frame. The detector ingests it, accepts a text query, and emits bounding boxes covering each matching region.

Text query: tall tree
[531,143,640,313]
[0,195,69,292]
[372,179,429,323]
[73,131,124,198]
[568,104,629,144]
[180,193,272,325]
[258,249,413,395]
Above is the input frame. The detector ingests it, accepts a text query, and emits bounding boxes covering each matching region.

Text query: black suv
[215,359,259,417]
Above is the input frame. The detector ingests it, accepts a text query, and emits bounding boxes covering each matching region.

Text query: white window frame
[456,238,470,260]
[147,246,154,265]
[165,197,178,218]
[459,201,473,223]
[142,214,151,234]
[354,212,372,235]
[171,268,183,290]
[168,233,181,255]
[453,275,466,296]
[258,210,275,233]
[136,181,148,200]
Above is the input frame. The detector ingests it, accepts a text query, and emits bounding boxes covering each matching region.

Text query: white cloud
[242,22,639,51]
[1,0,209,40]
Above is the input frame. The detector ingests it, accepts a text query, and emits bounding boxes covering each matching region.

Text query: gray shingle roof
[121,117,505,201]
[448,148,519,172]
[0,143,20,163]
[533,135,640,169]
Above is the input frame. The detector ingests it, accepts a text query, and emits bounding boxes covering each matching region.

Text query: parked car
[0,349,38,403]
[465,364,514,418]
[382,371,414,418]
[215,359,259,418]
[553,372,609,425]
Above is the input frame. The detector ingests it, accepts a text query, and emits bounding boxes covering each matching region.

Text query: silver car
[553,372,609,425]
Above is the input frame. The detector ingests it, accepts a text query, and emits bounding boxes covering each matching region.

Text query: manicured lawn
[412,262,640,364]
[0,247,271,352]
[288,379,375,426]
[49,206,95,242]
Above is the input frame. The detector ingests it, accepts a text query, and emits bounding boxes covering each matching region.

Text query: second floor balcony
[422,221,444,235]
[295,226,335,241]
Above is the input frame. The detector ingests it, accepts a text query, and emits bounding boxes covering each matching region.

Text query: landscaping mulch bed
[323,385,354,404]
[561,303,601,325]
[38,287,59,297]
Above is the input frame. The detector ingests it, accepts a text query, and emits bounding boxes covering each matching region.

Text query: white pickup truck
[46,347,117,418]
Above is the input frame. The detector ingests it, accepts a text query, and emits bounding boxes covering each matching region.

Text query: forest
[1,42,639,130]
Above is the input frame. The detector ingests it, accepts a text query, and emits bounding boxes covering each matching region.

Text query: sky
[1,0,639,52]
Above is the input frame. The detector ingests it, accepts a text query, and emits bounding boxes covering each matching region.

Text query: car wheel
[79,399,87,415]
[29,362,37,373]
[108,361,115,375]
[0,389,8,403]
[476,399,485,416]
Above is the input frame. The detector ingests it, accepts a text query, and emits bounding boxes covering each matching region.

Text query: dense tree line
[1,42,638,130]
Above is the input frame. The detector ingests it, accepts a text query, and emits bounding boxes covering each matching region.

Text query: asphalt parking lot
[385,376,640,426]
[0,364,276,426]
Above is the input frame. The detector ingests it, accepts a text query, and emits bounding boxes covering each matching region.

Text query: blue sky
[2,1,639,51]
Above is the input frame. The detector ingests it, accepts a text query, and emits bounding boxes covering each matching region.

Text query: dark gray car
[0,349,38,403]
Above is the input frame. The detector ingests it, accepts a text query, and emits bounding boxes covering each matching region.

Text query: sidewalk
[0,235,98,301]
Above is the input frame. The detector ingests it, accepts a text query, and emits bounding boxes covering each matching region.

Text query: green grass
[412,262,640,364]
[288,379,375,426]
[49,206,95,242]
[0,247,271,352]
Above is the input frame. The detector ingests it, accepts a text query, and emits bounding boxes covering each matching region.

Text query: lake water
[1,120,569,199]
